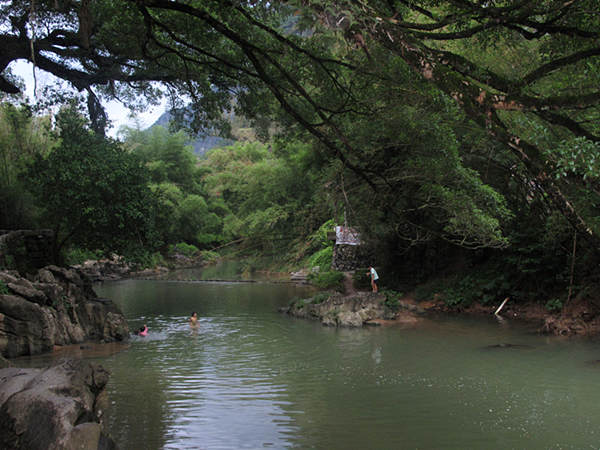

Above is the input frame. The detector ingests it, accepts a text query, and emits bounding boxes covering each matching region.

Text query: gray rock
[0,294,53,356]
[0,360,116,450]
[0,267,129,358]
[0,272,19,285]
[336,311,364,327]
[7,282,48,305]
[35,268,56,284]
[290,270,309,283]
[283,291,390,327]
[72,255,132,282]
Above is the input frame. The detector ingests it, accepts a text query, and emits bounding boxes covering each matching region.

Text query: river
[22,266,600,449]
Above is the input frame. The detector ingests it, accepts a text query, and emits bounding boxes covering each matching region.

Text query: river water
[19,266,600,449]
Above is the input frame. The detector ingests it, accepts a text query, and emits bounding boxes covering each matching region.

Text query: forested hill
[150,110,235,157]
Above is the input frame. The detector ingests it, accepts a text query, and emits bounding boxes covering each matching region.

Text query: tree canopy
[2,1,598,245]
[1,0,599,295]
[27,105,158,259]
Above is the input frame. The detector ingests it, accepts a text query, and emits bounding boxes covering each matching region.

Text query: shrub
[65,247,103,265]
[312,292,331,304]
[306,219,335,254]
[200,250,220,264]
[414,271,515,308]
[442,287,465,307]
[0,281,9,295]
[169,242,200,257]
[125,249,165,269]
[308,270,344,290]
[417,279,468,308]
[352,268,372,290]
[545,298,563,312]
[382,289,402,310]
[308,246,333,270]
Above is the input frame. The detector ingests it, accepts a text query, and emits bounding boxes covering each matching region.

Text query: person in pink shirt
[138,324,148,336]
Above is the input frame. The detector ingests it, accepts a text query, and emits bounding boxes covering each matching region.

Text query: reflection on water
[86,278,600,449]
[159,260,291,282]
[12,341,129,366]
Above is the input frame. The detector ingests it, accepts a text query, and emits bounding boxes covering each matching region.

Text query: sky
[9,60,165,137]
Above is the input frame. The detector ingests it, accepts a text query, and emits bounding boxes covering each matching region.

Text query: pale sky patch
[8,60,165,138]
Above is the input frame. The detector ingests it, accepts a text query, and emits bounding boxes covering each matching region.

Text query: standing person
[189,312,198,327]
[367,266,379,293]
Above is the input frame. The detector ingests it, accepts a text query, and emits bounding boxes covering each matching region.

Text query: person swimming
[138,324,148,336]
[189,312,198,327]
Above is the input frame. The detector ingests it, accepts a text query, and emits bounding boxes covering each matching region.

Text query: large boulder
[0,266,129,358]
[282,291,393,327]
[0,360,116,450]
[72,255,131,282]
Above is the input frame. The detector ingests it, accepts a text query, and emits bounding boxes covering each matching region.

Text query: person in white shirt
[367,266,379,293]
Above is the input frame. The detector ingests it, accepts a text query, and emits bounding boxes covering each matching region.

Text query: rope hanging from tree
[29,0,38,98]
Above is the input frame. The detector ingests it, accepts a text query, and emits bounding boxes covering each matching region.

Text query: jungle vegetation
[0,0,599,309]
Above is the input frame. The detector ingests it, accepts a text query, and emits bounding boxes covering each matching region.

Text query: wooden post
[494,297,510,315]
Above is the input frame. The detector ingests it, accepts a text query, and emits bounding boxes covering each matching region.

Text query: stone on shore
[281,291,419,327]
[0,266,129,358]
[0,359,116,450]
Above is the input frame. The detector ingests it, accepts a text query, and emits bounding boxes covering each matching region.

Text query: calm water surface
[87,274,600,449]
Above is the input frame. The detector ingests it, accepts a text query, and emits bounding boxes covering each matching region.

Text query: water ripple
[96,280,600,450]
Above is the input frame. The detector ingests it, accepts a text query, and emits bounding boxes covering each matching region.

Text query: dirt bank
[296,270,600,335]
[411,293,600,336]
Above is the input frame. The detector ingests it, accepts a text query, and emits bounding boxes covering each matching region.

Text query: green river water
[20,266,600,449]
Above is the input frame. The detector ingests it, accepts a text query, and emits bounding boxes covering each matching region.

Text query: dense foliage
[27,106,159,260]
[0,103,53,229]
[1,0,599,307]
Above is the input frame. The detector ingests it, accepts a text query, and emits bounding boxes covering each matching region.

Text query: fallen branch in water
[494,297,510,316]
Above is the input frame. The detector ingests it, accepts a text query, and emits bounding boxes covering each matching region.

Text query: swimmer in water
[189,312,198,327]
[138,324,148,336]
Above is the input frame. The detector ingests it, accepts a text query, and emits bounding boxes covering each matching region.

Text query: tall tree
[296,0,600,241]
[121,125,202,193]
[27,105,157,259]
[0,102,54,228]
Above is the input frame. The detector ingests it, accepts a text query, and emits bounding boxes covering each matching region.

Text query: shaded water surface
[86,278,600,449]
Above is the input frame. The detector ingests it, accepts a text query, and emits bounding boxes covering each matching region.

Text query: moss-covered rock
[281,291,399,327]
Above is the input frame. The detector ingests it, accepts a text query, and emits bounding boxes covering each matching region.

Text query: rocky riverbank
[0,359,116,449]
[281,282,600,336]
[0,265,129,358]
[432,294,600,336]
[72,254,170,282]
[0,265,129,448]
[280,291,423,327]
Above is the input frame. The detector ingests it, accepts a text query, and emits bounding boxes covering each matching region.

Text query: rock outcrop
[281,291,418,327]
[0,266,129,358]
[72,254,132,282]
[73,254,179,281]
[0,359,116,450]
[290,269,311,283]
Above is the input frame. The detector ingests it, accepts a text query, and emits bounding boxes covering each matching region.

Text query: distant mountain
[149,110,235,157]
